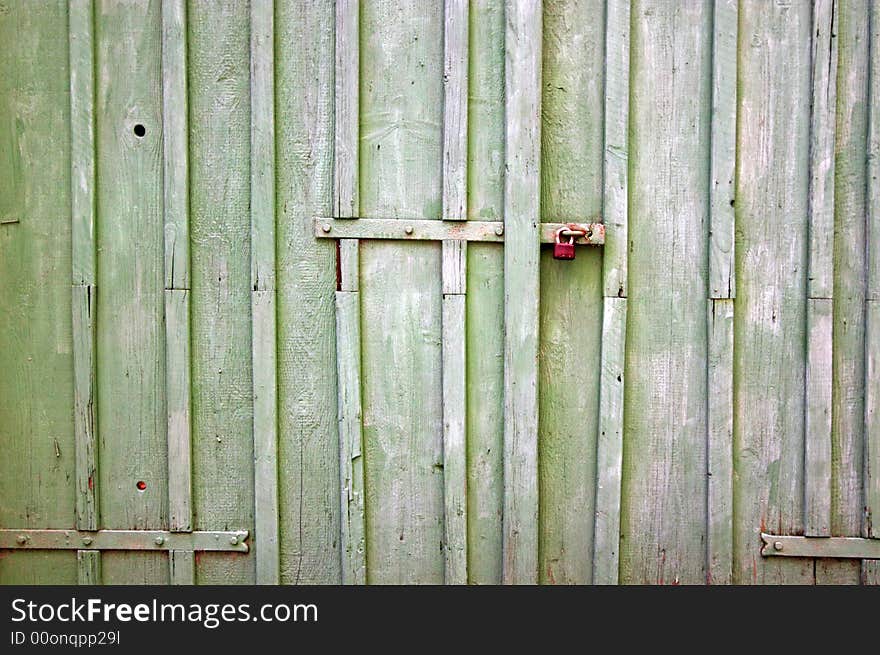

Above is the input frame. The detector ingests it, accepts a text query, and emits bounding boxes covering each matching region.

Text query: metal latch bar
[0,529,249,553]
[761,533,880,559]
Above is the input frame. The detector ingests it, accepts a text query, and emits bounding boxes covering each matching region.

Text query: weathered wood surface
[0,530,248,552]
[539,0,604,586]
[78,550,101,585]
[621,0,711,585]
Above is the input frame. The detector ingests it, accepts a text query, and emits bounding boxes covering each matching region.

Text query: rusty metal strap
[0,529,249,553]
[761,533,880,559]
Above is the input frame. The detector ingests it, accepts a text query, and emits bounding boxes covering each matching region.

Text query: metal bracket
[0,529,249,553]
[760,533,880,559]
[314,217,605,246]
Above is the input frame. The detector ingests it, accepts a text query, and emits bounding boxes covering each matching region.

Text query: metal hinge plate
[0,529,249,553]
[761,533,880,559]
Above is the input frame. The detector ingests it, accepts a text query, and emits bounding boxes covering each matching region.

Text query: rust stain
[88,476,93,490]
[547,565,556,585]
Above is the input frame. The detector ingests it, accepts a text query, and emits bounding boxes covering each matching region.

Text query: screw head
[154,536,165,546]
[404,225,414,235]
[494,226,504,236]
[773,541,783,552]
[82,536,93,546]
[321,223,332,233]
[16,535,27,545]
[229,536,239,546]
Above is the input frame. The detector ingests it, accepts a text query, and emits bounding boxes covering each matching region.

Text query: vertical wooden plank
[251,0,279,586]
[276,0,341,586]
[336,290,366,584]
[95,0,168,584]
[465,0,505,586]
[539,0,605,586]
[734,0,814,584]
[441,0,469,586]
[602,0,630,299]
[334,0,365,585]
[803,0,838,539]
[73,285,99,531]
[593,296,627,585]
[360,0,445,584]
[77,551,101,585]
[0,0,78,585]
[188,0,254,584]
[821,0,869,585]
[169,550,195,585]
[709,0,737,299]
[162,0,192,539]
[502,0,542,585]
[621,0,711,585]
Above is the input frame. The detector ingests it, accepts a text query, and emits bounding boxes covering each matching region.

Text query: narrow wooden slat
[442,294,467,584]
[867,300,880,538]
[442,0,468,222]
[169,550,195,585]
[707,298,734,584]
[165,289,192,532]
[592,296,627,585]
[73,284,98,531]
[502,0,542,585]
[805,298,833,536]
[77,551,101,585]
[161,0,189,290]
[334,0,358,219]
[709,0,737,299]
[336,291,366,584]
[250,0,279,586]
[868,1,880,549]
[601,0,630,298]
[442,240,467,295]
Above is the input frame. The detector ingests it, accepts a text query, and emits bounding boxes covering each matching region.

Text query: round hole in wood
[133,124,146,138]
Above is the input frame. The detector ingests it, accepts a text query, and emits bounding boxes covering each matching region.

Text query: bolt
[494,226,504,236]
[321,223,331,233]
[229,536,239,546]
[16,535,27,545]
[773,541,783,552]
[82,536,92,546]
[154,536,165,546]
[404,225,414,235]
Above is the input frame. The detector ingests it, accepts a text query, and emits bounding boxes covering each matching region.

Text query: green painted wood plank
[708,298,734,584]
[442,293,467,584]
[165,289,192,532]
[360,0,445,584]
[276,0,341,586]
[335,0,359,219]
[169,550,195,585]
[77,550,101,585]
[161,0,189,291]
[734,0,813,584]
[502,0,542,585]
[250,0,279,586]
[0,0,77,587]
[804,297,832,536]
[73,284,99,531]
[601,0,630,298]
[538,0,604,586]
[827,0,869,585]
[465,0,505,585]
[188,0,254,584]
[868,302,880,538]
[440,0,469,586]
[620,0,711,585]
[336,291,366,584]
[95,0,168,585]
[592,296,627,585]
[709,0,736,299]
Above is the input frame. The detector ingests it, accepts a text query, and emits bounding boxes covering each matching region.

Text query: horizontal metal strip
[314,218,605,245]
[761,533,880,559]
[1,529,249,553]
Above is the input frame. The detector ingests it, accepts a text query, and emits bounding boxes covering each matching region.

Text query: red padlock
[553,227,576,260]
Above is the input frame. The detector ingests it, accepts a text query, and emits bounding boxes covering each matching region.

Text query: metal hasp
[314,217,605,246]
[760,533,880,559]
[0,529,250,553]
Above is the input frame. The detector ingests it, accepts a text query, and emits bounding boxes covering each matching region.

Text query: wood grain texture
[77,550,101,585]
[602,0,630,298]
[465,0,505,585]
[250,0,279,585]
[866,300,880,538]
[360,0,445,584]
[442,240,467,294]
[804,297,832,536]
[188,0,254,584]
[538,0,604,586]
[502,0,542,585]
[165,290,191,532]
[0,0,78,586]
[276,0,340,585]
[95,0,168,585]
[73,285,99,531]
[734,0,813,584]
[709,0,736,298]
[169,549,195,585]
[867,0,880,548]
[442,0,469,222]
[825,0,868,585]
[708,298,734,584]
[592,296,626,585]
[620,0,711,585]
